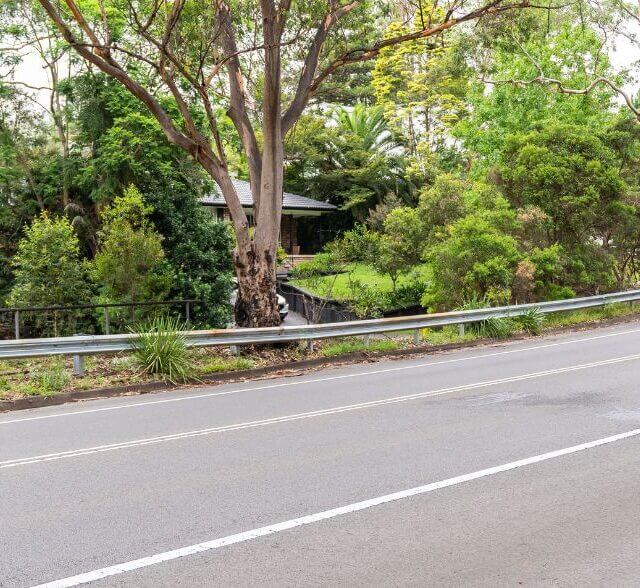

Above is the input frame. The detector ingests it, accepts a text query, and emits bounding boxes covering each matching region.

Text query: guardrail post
[413,329,420,344]
[229,344,239,355]
[185,301,191,325]
[14,310,19,340]
[363,334,371,347]
[458,323,465,337]
[307,339,314,352]
[72,334,85,377]
[104,307,110,335]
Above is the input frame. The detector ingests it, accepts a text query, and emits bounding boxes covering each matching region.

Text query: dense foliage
[3,2,640,324]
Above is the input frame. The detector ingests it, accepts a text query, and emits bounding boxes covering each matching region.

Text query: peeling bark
[234,245,280,327]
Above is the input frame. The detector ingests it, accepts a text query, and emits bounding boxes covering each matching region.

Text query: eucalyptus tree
[35,0,541,326]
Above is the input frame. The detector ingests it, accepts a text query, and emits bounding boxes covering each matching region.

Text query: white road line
[32,426,640,588]
[2,325,640,426]
[4,352,640,470]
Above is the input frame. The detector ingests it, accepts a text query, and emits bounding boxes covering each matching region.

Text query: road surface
[2,321,640,586]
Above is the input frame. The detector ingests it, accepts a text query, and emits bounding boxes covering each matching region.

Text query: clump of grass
[422,325,479,345]
[130,315,195,384]
[458,297,516,339]
[12,382,42,397]
[545,301,636,328]
[31,360,70,396]
[321,338,399,358]
[515,308,546,335]
[199,356,255,374]
[599,302,629,319]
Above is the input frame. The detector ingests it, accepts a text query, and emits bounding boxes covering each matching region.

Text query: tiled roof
[201,178,336,211]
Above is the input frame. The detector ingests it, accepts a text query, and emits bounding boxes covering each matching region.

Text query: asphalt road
[3,321,640,587]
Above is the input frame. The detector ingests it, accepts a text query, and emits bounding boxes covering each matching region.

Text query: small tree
[423,213,522,310]
[8,213,92,335]
[93,186,171,308]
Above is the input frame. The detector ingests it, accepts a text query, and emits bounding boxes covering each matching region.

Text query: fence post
[185,301,191,325]
[72,334,86,377]
[14,310,19,340]
[104,307,110,335]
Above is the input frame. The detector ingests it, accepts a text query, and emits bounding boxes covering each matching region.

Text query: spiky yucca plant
[459,295,516,339]
[130,315,194,384]
[516,308,546,335]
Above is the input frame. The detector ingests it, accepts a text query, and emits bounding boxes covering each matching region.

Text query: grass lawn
[291,263,432,301]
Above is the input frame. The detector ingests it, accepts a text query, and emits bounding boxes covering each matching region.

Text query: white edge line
[3,326,640,426]
[31,426,640,588]
[4,352,640,469]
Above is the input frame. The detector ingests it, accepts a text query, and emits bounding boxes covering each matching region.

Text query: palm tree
[328,104,414,220]
[332,104,397,155]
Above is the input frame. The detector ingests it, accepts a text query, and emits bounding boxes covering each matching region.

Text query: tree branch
[217,1,262,199]
[281,0,360,134]
[483,73,640,119]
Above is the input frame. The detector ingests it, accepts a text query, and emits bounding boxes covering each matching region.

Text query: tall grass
[458,296,515,339]
[515,308,546,335]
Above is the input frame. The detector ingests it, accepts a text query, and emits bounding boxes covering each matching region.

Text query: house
[201,178,336,254]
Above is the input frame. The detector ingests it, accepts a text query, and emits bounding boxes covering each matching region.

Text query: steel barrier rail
[1,289,640,361]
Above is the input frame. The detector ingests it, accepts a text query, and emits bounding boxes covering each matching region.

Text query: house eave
[202,203,328,217]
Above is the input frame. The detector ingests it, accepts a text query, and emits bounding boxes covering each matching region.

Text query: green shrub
[290,253,340,278]
[515,308,546,335]
[423,211,521,310]
[130,315,194,383]
[347,279,388,318]
[543,284,576,301]
[386,280,427,310]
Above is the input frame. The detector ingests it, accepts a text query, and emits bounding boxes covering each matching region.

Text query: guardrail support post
[306,339,314,352]
[229,345,239,355]
[104,307,110,335]
[14,310,19,340]
[72,334,86,376]
[363,334,371,347]
[413,329,420,344]
[185,301,191,325]
[458,324,465,337]
[72,354,85,377]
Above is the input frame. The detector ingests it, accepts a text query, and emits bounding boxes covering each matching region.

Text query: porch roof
[201,178,337,213]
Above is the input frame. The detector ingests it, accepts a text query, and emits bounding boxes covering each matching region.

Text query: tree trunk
[234,244,280,327]
[226,1,283,329]
[206,164,282,328]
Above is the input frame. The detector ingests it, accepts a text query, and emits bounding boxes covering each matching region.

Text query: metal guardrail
[0,289,639,364]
